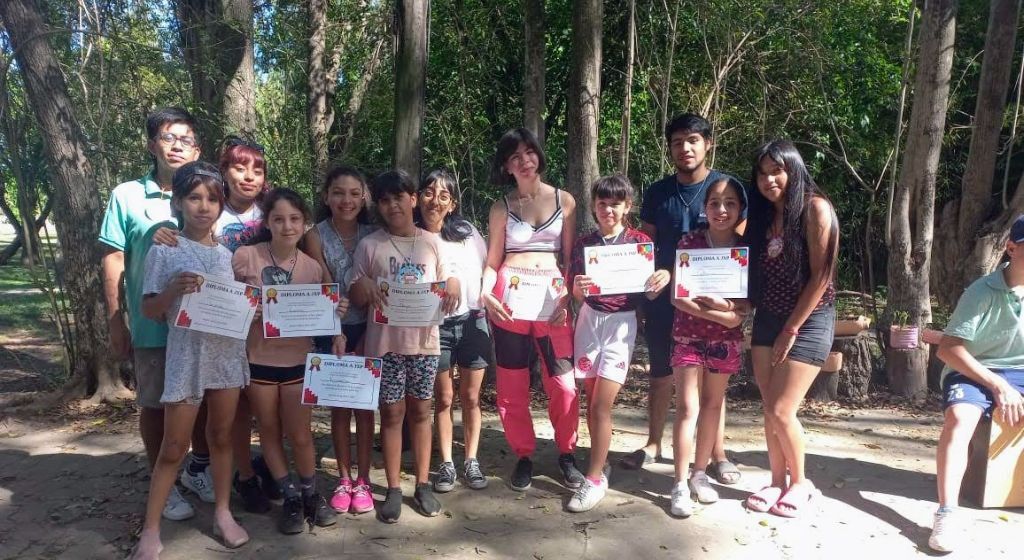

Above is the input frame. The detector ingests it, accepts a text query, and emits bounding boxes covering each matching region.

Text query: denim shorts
[439,310,494,372]
[943,369,1024,416]
[751,304,835,367]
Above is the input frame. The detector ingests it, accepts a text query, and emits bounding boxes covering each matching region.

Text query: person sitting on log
[930,215,1024,552]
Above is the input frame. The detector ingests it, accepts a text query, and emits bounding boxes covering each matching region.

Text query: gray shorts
[133,346,167,409]
[439,310,494,372]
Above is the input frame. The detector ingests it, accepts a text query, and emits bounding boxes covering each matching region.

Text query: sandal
[769,483,819,518]
[618,449,655,470]
[744,486,785,513]
[707,460,742,485]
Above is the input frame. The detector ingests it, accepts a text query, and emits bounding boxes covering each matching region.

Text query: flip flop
[744,486,785,513]
[769,484,819,518]
[707,460,742,485]
[618,449,655,470]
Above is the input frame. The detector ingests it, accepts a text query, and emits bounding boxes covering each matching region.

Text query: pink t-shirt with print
[350,228,453,357]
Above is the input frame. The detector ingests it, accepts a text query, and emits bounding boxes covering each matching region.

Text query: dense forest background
[1,0,1021,400]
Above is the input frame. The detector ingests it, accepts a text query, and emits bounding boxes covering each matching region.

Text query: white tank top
[504,189,563,253]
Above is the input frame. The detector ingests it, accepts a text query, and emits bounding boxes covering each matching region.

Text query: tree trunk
[566,0,602,232]
[886,0,957,401]
[522,0,545,146]
[175,0,257,154]
[618,0,635,175]
[0,0,127,402]
[308,0,333,184]
[932,0,1020,307]
[659,2,680,166]
[393,0,430,180]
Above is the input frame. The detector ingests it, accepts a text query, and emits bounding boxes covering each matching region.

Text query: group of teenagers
[102,108,1022,559]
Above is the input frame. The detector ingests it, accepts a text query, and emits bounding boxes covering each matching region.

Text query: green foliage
[1,0,1019,300]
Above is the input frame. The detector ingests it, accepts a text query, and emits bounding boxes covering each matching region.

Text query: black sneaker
[378,487,402,523]
[559,453,585,490]
[463,458,488,490]
[509,457,533,491]
[278,496,304,534]
[252,455,282,500]
[303,492,337,527]
[414,483,442,517]
[233,472,271,513]
[434,461,457,493]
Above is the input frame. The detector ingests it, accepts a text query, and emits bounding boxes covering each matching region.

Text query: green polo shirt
[98,172,177,348]
[942,263,1024,381]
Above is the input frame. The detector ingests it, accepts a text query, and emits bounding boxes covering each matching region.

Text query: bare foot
[213,512,249,549]
[129,529,162,560]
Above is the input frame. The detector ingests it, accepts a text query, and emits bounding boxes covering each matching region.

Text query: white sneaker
[688,472,719,504]
[567,477,607,513]
[180,466,215,503]
[670,481,695,517]
[928,508,957,552]
[162,485,195,521]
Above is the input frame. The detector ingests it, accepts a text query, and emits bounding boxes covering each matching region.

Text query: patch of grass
[0,264,60,339]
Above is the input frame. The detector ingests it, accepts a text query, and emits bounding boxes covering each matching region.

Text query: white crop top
[504,189,563,253]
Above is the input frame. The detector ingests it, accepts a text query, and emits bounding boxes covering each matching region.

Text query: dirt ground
[1,333,1022,559]
[0,395,1021,560]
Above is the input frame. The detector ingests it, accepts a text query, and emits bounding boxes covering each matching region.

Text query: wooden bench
[960,414,1024,508]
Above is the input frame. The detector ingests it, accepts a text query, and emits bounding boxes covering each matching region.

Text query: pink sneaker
[330,478,353,513]
[349,478,374,514]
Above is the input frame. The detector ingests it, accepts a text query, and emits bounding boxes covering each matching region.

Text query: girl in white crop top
[480,128,585,492]
[481,132,576,322]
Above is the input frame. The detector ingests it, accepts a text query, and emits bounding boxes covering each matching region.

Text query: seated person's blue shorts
[942,368,1024,416]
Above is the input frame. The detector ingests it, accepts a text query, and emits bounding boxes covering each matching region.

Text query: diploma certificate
[502,270,565,321]
[174,274,260,340]
[300,353,382,410]
[373,278,446,327]
[674,247,749,298]
[583,242,655,295]
[262,283,342,338]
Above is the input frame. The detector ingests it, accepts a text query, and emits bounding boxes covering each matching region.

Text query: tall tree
[522,0,545,146]
[0,0,127,402]
[932,0,1021,307]
[393,0,429,179]
[175,0,256,154]
[886,0,958,400]
[566,0,602,231]
[308,0,387,183]
[618,0,635,175]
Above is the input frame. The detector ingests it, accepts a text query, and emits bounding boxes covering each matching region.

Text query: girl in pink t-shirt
[350,170,460,523]
[233,189,348,535]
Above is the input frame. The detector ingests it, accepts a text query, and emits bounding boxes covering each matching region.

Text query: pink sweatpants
[492,266,578,457]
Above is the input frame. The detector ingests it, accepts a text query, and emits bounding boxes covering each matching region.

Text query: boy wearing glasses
[99,107,209,520]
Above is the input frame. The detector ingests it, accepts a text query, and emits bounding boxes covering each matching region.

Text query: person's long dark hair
[743,140,839,304]
[415,170,474,242]
[246,187,312,246]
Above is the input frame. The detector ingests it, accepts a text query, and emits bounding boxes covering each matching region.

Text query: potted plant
[889,310,919,349]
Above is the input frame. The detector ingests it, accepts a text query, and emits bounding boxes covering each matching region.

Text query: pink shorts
[670,337,742,374]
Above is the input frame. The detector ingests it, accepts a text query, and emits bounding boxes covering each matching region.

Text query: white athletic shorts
[573,303,637,384]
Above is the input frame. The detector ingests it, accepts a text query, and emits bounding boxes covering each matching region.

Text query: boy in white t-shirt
[350,170,460,523]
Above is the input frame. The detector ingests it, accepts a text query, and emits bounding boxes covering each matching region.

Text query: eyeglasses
[419,189,452,204]
[158,132,198,150]
[222,135,265,154]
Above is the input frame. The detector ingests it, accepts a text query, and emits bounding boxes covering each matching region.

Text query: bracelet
[783,325,799,336]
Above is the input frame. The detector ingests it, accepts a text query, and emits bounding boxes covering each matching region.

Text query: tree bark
[886,0,957,401]
[522,0,545,146]
[393,0,430,180]
[308,0,333,184]
[0,0,127,402]
[175,0,256,154]
[618,0,635,175]
[932,0,1020,307]
[566,0,602,232]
